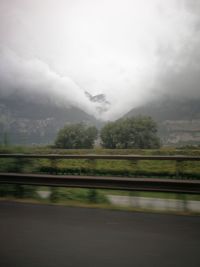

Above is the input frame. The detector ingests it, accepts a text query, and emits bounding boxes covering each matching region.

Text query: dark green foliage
[0,158,33,173]
[13,185,25,198]
[22,185,37,198]
[0,184,15,197]
[100,116,160,149]
[0,184,37,198]
[13,185,37,199]
[55,123,98,149]
[87,189,98,203]
[50,187,60,203]
[48,187,108,204]
[87,189,108,203]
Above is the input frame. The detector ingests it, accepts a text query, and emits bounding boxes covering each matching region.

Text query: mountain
[2,89,200,147]
[0,94,101,145]
[124,98,200,146]
[125,98,200,121]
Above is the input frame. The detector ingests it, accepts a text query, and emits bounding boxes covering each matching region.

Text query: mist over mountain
[0,92,101,145]
[125,98,200,121]
[1,1,200,120]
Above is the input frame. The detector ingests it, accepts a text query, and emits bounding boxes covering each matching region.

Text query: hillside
[125,98,200,146]
[0,95,101,145]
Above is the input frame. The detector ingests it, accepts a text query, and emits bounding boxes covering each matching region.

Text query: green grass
[1,145,200,155]
[0,146,200,179]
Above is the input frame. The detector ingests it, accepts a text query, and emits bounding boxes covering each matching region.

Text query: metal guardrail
[0,154,200,194]
[0,154,200,161]
[0,173,200,194]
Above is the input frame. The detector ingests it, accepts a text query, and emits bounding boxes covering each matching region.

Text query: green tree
[100,116,160,149]
[55,123,98,149]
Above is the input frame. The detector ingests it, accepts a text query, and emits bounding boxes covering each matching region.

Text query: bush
[55,123,98,149]
[100,116,160,149]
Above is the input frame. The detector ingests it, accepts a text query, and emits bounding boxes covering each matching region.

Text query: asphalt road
[0,202,200,267]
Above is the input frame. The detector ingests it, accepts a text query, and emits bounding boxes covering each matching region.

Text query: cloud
[0,47,95,114]
[154,1,200,100]
[0,0,199,120]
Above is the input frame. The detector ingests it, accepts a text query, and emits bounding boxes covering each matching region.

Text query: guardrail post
[50,158,58,174]
[129,160,138,176]
[175,160,183,179]
[87,159,96,175]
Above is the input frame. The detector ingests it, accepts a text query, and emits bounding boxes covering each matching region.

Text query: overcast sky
[0,0,200,120]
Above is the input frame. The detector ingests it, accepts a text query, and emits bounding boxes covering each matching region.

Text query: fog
[0,0,200,120]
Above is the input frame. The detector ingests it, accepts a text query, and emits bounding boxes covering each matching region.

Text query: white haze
[0,0,200,120]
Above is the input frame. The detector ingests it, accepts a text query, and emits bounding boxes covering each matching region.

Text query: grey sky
[0,0,200,120]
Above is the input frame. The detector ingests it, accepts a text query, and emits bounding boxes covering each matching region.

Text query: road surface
[0,201,200,267]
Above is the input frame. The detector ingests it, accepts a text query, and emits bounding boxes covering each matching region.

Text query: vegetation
[0,184,108,205]
[49,187,107,204]
[0,146,200,179]
[100,116,160,149]
[0,145,199,213]
[0,184,37,199]
[55,123,98,149]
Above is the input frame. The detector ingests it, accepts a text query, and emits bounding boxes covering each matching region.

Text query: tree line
[55,116,160,149]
